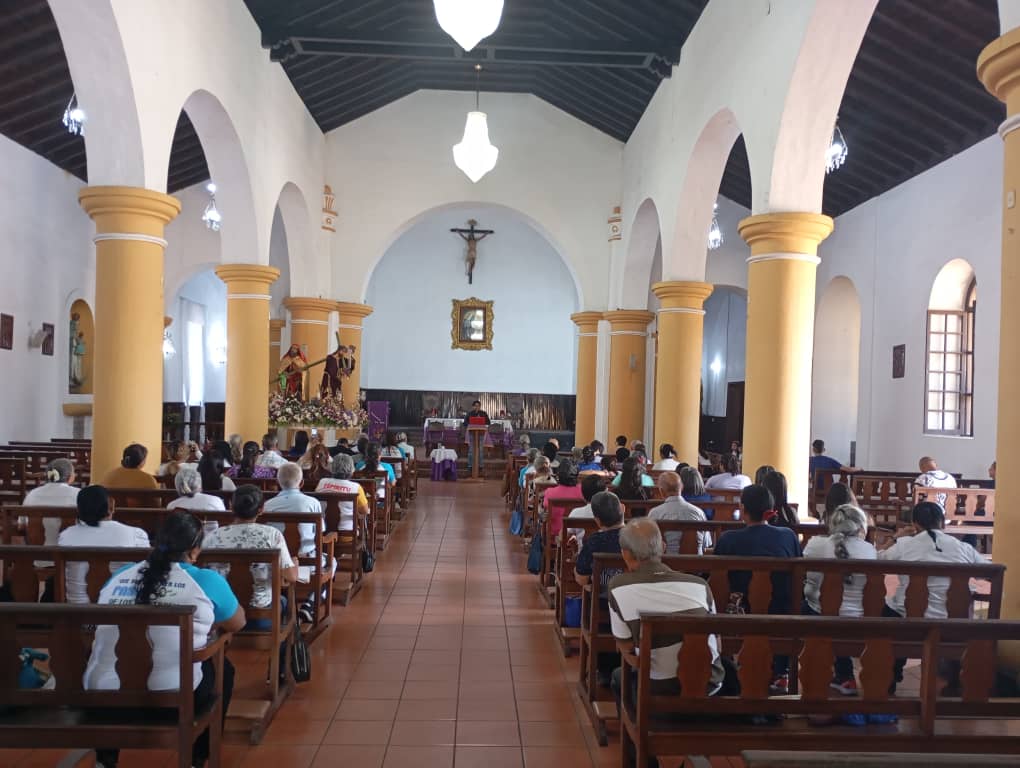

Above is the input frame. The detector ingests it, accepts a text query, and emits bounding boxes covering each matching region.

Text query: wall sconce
[162,330,176,358]
[211,342,227,366]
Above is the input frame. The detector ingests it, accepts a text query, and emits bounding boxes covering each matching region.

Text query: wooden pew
[555,517,600,654]
[579,551,1004,745]
[538,497,587,607]
[0,603,231,768]
[913,486,994,537]
[0,458,26,506]
[0,544,294,744]
[621,614,1020,767]
[353,476,392,552]
[316,492,367,605]
[379,456,409,513]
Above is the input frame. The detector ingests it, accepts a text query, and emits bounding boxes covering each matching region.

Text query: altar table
[429,448,459,481]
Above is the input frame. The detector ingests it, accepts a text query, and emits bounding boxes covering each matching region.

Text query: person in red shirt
[541,459,584,537]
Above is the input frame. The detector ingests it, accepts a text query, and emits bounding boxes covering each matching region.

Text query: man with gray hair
[608,518,724,716]
[257,433,287,469]
[648,471,710,554]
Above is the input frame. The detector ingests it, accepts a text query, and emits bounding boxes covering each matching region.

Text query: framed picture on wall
[892,344,905,379]
[0,314,12,350]
[41,323,54,356]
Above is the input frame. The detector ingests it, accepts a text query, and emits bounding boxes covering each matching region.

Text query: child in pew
[800,504,876,695]
[86,511,246,768]
[878,500,984,694]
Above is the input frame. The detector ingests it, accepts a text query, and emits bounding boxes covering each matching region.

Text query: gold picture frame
[451,297,494,351]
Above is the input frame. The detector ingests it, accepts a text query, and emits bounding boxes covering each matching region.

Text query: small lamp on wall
[162,330,176,358]
[211,342,227,366]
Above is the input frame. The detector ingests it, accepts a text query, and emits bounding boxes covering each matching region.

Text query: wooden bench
[579,552,1005,745]
[379,456,409,512]
[913,487,995,538]
[0,603,230,768]
[0,458,26,506]
[316,492,368,605]
[554,517,600,654]
[0,544,294,744]
[538,497,587,608]
[621,614,1020,766]
[353,475,392,552]
[742,751,1020,767]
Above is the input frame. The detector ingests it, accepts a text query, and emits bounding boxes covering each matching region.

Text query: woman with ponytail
[86,512,245,768]
[878,500,983,693]
[801,503,876,695]
[101,443,158,489]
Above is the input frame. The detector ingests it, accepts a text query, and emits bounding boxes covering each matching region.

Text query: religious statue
[278,344,308,398]
[451,219,494,285]
[70,332,86,389]
[319,331,357,400]
[68,312,80,389]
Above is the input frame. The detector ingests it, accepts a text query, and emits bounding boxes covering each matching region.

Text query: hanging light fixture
[825,119,848,174]
[202,182,222,231]
[452,65,499,183]
[62,93,86,136]
[434,0,504,51]
[707,202,723,250]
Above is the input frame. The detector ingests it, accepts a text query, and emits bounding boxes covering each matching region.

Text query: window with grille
[924,281,975,436]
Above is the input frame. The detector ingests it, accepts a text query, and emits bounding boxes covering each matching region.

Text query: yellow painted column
[78,186,181,480]
[738,213,833,508]
[269,319,285,390]
[979,27,1020,667]
[216,265,280,441]
[571,312,603,445]
[605,310,655,445]
[335,302,373,407]
[652,282,714,466]
[283,297,335,398]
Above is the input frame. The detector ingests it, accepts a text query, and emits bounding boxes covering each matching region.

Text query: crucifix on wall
[450,219,494,284]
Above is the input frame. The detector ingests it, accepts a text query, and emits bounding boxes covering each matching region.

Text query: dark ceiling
[0,0,1005,216]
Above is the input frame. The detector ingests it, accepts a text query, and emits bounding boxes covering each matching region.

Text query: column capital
[652,281,713,310]
[269,319,287,332]
[78,185,181,239]
[216,264,280,295]
[283,296,336,318]
[570,311,603,334]
[335,301,373,325]
[978,26,1020,109]
[738,213,833,257]
[604,309,655,334]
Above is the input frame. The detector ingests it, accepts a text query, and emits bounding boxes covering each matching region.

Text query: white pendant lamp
[453,66,499,183]
[707,201,723,250]
[825,119,848,174]
[434,0,504,51]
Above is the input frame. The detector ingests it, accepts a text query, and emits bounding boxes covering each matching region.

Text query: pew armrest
[194,630,232,663]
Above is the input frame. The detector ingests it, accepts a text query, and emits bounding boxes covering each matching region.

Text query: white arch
[811,276,862,463]
[929,259,977,311]
[360,201,584,309]
[619,198,663,309]
[668,108,743,282]
[47,0,146,186]
[272,181,313,293]
[763,0,878,213]
[164,90,260,267]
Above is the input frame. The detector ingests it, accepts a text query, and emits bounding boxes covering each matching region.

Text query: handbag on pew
[527,529,543,574]
[360,519,375,573]
[290,624,312,684]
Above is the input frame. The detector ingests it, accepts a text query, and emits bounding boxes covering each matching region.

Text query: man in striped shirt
[608,518,724,717]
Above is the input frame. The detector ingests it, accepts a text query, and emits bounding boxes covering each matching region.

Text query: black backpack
[290,624,312,683]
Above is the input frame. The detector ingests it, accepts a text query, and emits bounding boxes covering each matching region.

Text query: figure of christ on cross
[451,219,494,284]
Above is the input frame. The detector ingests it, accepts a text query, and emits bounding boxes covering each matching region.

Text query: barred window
[924,279,975,436]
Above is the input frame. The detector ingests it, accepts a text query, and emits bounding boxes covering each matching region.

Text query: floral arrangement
[269,392,367,429]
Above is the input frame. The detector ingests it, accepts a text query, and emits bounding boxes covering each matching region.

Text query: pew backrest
[913,486,994,525]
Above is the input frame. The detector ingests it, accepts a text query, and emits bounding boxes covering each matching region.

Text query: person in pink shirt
[541,459,584,537]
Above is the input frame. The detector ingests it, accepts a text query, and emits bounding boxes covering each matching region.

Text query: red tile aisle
[6,481,749,768]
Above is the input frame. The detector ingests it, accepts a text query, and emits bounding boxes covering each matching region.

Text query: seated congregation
[0,431,417,764]
[506,435,1016,763]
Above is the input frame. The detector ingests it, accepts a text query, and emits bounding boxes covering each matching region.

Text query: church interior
[2,0,1020,766]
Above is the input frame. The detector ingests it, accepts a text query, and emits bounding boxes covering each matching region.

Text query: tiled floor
[7,480,653,768]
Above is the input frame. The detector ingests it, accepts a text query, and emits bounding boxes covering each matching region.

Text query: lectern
[467,424,488,481]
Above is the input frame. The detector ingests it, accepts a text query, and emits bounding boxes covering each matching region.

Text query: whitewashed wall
[0,135,94,441]
[362,205,578,394]
[817,136,1003,477]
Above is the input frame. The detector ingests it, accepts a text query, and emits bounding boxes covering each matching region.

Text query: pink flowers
[268,393,367,428]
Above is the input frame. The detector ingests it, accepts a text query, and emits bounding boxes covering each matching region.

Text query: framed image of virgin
[451,297,494,351]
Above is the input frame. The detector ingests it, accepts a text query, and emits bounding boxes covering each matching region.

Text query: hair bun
[46,468,59,483]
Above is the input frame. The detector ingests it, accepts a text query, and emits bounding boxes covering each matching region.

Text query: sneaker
[830,677,858,695]
[297,604,315,624]
[769,674,789,695]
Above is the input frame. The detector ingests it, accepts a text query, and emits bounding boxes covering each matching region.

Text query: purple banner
[367,401,389,442]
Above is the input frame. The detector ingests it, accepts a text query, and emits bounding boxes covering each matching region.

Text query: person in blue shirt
[577,445,602,472]
[809,439,855,474]
[714,484,801,693]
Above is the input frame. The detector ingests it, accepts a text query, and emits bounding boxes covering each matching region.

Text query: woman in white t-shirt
[315,453,370,532]
[704,454,752,491]
[652,443,680,471]
[801,504,876,695]
[58,485,150,604]
[167,467,226,512]
[878,501,983,693]
[22,457,80,546]
[87,512,245,768]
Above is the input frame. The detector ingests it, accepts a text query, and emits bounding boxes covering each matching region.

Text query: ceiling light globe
[434,0,504,51]
[453,111,499,183]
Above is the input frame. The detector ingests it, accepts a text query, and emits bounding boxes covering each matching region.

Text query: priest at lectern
[463,400,490,473]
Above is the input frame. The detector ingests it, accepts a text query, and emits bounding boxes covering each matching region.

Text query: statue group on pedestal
[276,330,356,402]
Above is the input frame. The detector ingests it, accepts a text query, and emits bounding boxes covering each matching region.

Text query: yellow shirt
[101,466,158,489]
